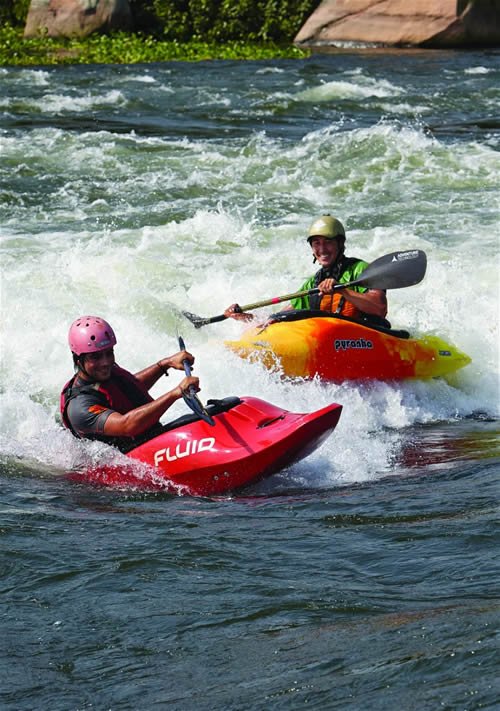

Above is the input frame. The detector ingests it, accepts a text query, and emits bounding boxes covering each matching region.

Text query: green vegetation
[0,0,30,27]
[0,25,309,65]
[0,0,316,66]
[133,0,316,43]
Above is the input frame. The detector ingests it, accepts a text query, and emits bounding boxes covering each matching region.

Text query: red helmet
[68,316,116,356]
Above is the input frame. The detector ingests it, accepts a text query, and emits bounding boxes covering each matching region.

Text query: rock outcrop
[24,0,133,38]
[294,0,500,49]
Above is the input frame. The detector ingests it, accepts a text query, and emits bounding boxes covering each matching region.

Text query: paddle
[178,336,215,426]
[183,249,427,329]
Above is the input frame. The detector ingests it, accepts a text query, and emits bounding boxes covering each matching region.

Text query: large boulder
[24,0,133,38]
[294,0,500,49]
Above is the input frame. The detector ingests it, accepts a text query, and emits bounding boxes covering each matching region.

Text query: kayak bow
[67,395,342,496]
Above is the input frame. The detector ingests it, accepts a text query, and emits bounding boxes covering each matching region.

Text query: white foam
[31,89,127,114]
[464,67,492,74]
[296,77,404,102]
[1,77,498,487]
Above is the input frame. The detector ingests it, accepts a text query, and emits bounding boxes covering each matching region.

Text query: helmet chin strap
[77,354,93,380]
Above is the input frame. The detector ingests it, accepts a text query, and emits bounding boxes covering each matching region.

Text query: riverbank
[0,25,308,66]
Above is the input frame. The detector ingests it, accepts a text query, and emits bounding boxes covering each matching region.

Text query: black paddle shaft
[177,336,215,426]
[178,336,192,377]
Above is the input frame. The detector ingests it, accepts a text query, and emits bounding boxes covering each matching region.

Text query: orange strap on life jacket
[319,292,363,319]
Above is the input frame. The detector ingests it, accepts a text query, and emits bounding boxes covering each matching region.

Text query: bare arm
[103,374,199,437]
[134,350,195,390]
[318,279,387,318]
[340,287,387,317]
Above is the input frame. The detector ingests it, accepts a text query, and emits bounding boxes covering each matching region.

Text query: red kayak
[67,396,342,496]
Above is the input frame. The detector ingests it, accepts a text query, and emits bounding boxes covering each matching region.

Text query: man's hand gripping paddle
[183,249,427,329]
[178,336,215,426]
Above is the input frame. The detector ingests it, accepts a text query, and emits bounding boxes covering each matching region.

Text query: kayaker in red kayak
[60,316,199,449]
[224,215,389,327]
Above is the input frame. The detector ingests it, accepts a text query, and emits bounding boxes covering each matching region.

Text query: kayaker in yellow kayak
[224,215,389,327]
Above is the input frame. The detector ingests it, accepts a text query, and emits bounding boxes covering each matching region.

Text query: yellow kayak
[225,312,471,382]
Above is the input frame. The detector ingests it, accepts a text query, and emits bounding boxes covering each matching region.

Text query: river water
[1,50,499,709]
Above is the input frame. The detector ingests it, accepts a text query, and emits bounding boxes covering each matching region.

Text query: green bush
[1,0,318,39]
[0,0,31,26]
[149,0,192,40]
[147,0,317,42]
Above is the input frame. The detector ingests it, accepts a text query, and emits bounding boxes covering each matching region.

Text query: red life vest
[60,364,153,436]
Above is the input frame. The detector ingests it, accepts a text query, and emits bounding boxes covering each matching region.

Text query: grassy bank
[0,24,309,66]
